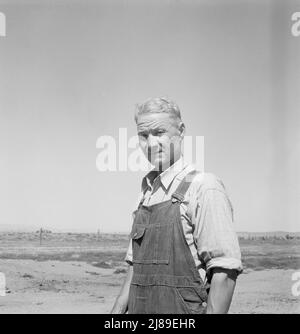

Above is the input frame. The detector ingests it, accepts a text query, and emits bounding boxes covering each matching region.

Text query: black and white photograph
[0,0,299,315]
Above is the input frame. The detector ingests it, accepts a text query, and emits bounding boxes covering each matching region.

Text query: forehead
[136,113,177,129]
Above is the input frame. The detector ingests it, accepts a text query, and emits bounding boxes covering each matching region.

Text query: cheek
[160,139,174,154]
[162,138,181,155]
[139,140,152,155]
[139,140,147,151]
[160,134,179,147]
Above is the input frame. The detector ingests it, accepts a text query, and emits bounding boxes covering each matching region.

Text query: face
[137,112,184,171]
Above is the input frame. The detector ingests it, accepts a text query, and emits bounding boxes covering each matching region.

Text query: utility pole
[40,228,43,246]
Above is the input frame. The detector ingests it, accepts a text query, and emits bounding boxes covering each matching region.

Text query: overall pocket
[130,222,173,264]
[175,287,207,314]
[130,224,146,243]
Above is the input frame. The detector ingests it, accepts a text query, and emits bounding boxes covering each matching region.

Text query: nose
[146,134,160,154]
[147,134,159,147]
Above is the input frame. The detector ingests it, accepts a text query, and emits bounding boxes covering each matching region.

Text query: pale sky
[0,0,299,233]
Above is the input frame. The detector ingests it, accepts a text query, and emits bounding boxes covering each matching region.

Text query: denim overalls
[128,170,208,314]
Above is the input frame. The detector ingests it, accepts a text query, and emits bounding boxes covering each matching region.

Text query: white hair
[134,97,182,123]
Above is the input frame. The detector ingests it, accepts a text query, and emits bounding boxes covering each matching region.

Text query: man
[111,97,242,314]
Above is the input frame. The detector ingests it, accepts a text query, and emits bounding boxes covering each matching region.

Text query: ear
[178,122,185,138]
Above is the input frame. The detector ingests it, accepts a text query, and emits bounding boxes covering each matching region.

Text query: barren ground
[0,233,299,314]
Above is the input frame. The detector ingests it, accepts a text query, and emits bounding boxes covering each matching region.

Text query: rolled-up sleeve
[124,239,133,265]
[124,201,141,265]
[191,177,243,279]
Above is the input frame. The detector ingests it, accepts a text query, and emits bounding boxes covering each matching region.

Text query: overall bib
[128,170,208,314]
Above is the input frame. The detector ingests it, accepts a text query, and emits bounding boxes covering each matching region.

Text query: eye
[156,130,166,136]
[139,133,148,139]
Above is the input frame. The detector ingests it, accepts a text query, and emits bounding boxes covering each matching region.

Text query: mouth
[147,150,163,161]
[150,150,163,156]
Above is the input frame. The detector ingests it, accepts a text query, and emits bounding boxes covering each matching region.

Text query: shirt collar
[141,156,189,193]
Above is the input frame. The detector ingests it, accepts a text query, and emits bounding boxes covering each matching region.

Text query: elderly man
[111,97,242,314]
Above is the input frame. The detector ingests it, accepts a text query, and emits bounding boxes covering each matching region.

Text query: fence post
[40,228,43,246]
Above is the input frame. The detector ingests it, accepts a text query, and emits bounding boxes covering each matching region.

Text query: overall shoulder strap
[171,169,199,203]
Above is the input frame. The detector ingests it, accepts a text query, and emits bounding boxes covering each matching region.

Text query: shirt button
[202,302,207,307]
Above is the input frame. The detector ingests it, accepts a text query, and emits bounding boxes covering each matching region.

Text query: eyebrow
[138,130,149,136]
[138,127,167,135]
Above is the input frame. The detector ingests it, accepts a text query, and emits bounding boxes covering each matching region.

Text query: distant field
[239,238,300,270]
[0,232,299,271]
[0,232,129,247]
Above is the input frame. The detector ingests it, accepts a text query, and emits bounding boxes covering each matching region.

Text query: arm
[110,264,133,314]
[190,177,242,313]
[206,268,237,314]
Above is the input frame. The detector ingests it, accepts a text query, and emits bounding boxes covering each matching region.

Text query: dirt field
[0,232,299,314]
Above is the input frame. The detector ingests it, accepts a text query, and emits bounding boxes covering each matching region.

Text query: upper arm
[188,174,242,277]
